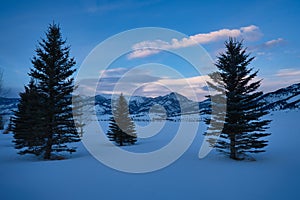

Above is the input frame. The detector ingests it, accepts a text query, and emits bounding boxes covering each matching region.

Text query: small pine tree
[107,94,137,146]
[12,23,80,159]
[12,79,46,155]
[204,38,271,160]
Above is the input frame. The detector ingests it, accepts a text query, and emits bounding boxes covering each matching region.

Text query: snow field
[0,110,299,200]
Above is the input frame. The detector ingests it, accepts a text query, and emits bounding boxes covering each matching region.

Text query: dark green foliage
[12,80,46,155]
[12,23,80,159]
[107,94,137,146]
[204,38,271,160]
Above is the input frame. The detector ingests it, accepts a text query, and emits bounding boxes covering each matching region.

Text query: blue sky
[0,0,300,99]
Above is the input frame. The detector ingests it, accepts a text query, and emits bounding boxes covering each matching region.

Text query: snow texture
[0,110,300,200]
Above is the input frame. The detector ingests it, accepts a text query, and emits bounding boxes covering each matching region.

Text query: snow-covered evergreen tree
[107,94,137,146]
[204,38,271,160]
[12,23,80,159]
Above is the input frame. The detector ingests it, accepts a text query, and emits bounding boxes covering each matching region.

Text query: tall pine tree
[12,23,80,159]
[107,94,137,146]
[204,38,271,160]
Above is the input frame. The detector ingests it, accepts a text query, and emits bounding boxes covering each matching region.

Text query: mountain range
[95,82,300,116]
[259,83,300,110]
[1,82,299,117]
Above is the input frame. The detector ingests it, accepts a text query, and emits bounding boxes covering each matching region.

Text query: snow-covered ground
[0,110,299,200]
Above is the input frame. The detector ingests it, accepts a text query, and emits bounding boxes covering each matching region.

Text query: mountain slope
[95,92,199,117]
[0,98,19,115]
[1,82,299,116]
[259,83,300,111]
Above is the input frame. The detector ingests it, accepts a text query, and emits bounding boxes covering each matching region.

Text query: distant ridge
[259,83,300,111]
[1,83,300,116]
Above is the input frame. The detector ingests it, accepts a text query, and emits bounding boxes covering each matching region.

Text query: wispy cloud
[77,67,300,101]
[127,49,161,59]
[78,68,209,101]
[264,38,284,47]
[252,38,285,53]
[259,68,300,93]
[99,67,160,83]
[100,67,129,78]
[260,77,300,93]
[128,25,262,59]
[275,68,300,77]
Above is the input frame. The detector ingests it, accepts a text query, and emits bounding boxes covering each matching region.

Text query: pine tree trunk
[0,115,3,130]
[44,130,53,160]
[120,137,123,146]
[80,126,83,137]
[230,134,237,160]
